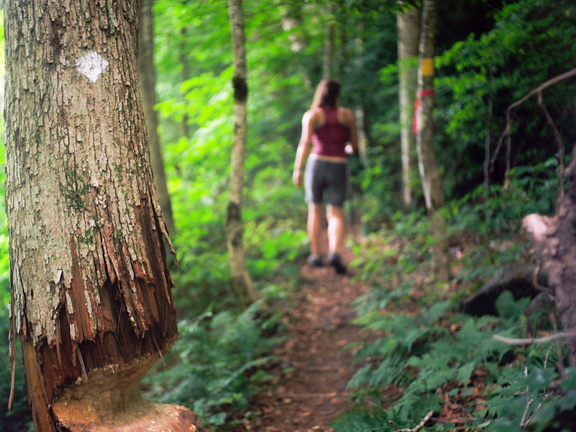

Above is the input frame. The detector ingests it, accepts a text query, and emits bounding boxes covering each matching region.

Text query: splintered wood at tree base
[55,402,204,432]
[50,351,205,432]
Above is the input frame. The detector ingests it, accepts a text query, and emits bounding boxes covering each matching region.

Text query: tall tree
[323,0,335,78]
[4,1,200,430]
[415,0,451,280]
[397,4,421,210]
[139,0,176,234]
[178,26,192,140]
[227,0,259,304]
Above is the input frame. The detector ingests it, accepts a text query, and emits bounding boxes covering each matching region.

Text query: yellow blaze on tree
[415,0,451,282]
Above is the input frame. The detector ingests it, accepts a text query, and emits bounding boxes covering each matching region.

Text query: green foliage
[244,219,307,279]
[434,0,576,199]
[481,365,576,432]
[343,294,518,429]
[0,322,33,432]
[331,408,391,432]
[450,155,561,238]
[335,272,576,432]
[336,217,575,432]
[143,301,283,430]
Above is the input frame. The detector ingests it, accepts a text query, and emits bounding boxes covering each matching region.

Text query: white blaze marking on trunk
[76,51,109,83]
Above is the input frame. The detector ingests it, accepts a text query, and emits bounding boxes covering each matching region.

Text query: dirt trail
[250,244,368,432]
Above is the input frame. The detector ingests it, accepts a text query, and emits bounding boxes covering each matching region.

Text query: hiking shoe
[307,254,324,268]
[328,253,347,275]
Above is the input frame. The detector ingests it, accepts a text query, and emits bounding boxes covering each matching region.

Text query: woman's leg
[326,205,347,274]
[326,204,345,256]
[308,202,324,258]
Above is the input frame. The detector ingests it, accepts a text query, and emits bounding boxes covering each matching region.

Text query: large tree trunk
[139,0,176,235]
[523,149,576,365]
[397,5,421,210]
[415,0,451,281]
[227,0,259,305]
[4,1,201,430]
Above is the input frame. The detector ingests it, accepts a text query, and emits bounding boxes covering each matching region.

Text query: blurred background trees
[1,0,576,430]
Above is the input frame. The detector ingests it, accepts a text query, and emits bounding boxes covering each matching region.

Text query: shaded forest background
[2,0,576,431]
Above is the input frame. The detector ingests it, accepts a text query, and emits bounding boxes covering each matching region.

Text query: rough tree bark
[139,0,176,234]
[5,1,201,430]
[227,0,259,304]
[523,149,576,365]
[397,4,421,210]
[415,0,451,281]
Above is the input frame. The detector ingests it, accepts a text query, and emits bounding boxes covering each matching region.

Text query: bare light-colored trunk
[323,0,335,78]
[415,0,451,281]
[227,0,259,305]
[5,1,201,430]
[281,5,305,53]
[139,0,176,234]
[397,5,421,210]
[280,2,312,87]
[179,27,192,139]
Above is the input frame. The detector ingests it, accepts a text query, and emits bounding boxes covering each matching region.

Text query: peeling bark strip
[4,0,188,430]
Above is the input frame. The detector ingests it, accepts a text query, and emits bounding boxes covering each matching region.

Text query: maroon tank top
[311,107,350,158]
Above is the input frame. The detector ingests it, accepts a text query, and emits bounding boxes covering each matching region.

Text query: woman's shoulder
[337,107,355,123]
[304,107,320,115]
[304,107,323,121]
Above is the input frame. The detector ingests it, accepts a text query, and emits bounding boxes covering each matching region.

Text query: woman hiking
[292,79,358,275]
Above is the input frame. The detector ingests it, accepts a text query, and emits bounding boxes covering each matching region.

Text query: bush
[142,300,285,430]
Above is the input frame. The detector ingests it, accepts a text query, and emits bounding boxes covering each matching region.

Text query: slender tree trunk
[139,0,176,235]
[347,32,368,242]
[280,2,312,87]
[281,5,305,53]
[4,1,201,430]
[523,148,576,365]
[227,0,259,305]
[323,0,335,78]
[415,0,451,281]
[397,5,421,210]
[179,27,192,140]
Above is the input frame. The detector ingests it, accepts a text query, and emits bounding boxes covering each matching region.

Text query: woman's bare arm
[293,110,316,186]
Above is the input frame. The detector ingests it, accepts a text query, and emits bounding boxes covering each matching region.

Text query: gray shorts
[305,158,348,207]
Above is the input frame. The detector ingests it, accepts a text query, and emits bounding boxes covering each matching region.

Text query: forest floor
[247,236,370,432]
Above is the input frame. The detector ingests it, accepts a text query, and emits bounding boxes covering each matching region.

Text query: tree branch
[537,92,565,199]
[395,411,434,432]
[491,67,576,175]
[494,332,576,345]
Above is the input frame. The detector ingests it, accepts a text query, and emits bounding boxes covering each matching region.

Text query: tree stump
[523,149,576,365]
[51,354,204,432]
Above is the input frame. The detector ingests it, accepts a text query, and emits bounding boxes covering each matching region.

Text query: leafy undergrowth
[331,226,576,432]
[142,285,291,430]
